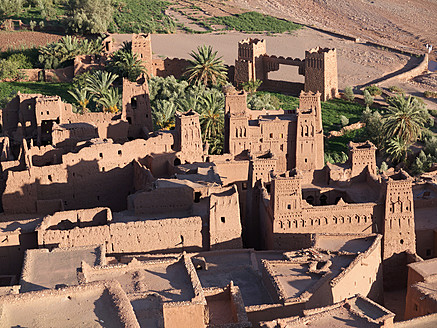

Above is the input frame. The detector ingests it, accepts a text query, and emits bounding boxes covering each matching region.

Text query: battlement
[238,38,266,60]
[306,47,336,56]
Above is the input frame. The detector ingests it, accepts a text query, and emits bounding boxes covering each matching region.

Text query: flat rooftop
[408,258,437,278]
[83,258,195,302]
[0,281,139,328]
[194,250,275,306]
[20,246,104,292]
[314,235,376,253]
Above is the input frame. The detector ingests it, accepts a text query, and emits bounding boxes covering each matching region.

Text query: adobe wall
[38,216,204,254]
[163,303,205,328]
[152,58,189,79]
[405,281,437,320]
[209,185,243,249]
[128,185,193,216]
[44,66,74,82]
[329,234,384,304]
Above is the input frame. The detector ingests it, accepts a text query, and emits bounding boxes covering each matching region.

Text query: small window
[194,192,201,203]
[99,153,103,158]
[102,167,105,172]
[118,150,122,155]
[131,97,137,109]
[269,133,273,138]
[97,196,100,201]
[400,239,404,245]
[414,303,418,311]
[287,204,291,210]
[305,158,308,163]
[48,175,52,182]
[221,217,226,223]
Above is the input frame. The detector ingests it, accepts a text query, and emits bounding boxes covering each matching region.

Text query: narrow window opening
[221,217,226,223]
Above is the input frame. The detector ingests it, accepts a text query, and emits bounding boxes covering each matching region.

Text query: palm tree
[108,50,146,82]
[198,92,224,141]
[241,79,263,94]
[383,95,429,144]
[152,100,177,130]
[85,71,119,99]
[97,88,121,113]
[385,136,411,164]
[68,87,91,114]
[184,45,227,86]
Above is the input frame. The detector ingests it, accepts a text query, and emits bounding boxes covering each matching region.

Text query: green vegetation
[241,79,262,94]
[0,57,26,80]
[111,0,175,34]
[389,85,404,94]
[66,0,113,34]
[0,81,74,102]
[184,45,227,86]
[208,12,301,33]
[0,47,39,69]
[2,0,66,26]
[38,35,104,69]
[107,42,146,82]
[0,0,24,17]
[424,90,437,99]
[363,89,374,107]
[343,86,354,101]
[364,84,382,96]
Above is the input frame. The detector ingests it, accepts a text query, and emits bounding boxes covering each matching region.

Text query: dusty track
[226,0,437,58]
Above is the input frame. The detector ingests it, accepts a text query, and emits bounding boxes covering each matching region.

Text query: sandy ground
[225,0,437,59]
[0,31,61,51]
[142,28,411,89]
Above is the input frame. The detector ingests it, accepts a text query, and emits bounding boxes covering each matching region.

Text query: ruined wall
[152,58,189,78]
[128,185,193,216]
[209,185,243,249]
[329,235,383,304]
[38,216,204,254]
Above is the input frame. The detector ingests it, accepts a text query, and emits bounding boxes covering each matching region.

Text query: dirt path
[0,31,61,51]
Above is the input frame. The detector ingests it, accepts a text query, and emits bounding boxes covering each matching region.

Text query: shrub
[380,162,388,172]
[363,89,374,107]
[365,85,382,96]
[340,115,349,127]
[424,91,437,98]
[343,86,354,101]
[38,20,45,29]
[29,20,37,31]
[389,85,404,93]
[0,59,23,81]
[66,0,113,34]
[0,0,24,17]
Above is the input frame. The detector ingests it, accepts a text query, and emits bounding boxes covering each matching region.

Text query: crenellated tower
[234,38,267,85]
[173,110,203,162]
[304,47,338,101]
[131,34,153,77]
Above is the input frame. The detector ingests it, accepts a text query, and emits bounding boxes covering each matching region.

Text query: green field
[208,12,301,33]
[0,82,73,104]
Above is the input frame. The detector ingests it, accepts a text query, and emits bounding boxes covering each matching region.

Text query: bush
[365,85,382,96]
[343,86,354,101]
[389,85,404,94]
[340,115,349,127]
[0,59,23,81]
[363,89,374,107]
[0,0,24,17]
[424,91,437,98]
[29,20,37,31]
[66,0,113,34]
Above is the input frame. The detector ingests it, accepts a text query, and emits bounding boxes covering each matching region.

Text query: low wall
[381,54,429,86]
[153,58,190,79]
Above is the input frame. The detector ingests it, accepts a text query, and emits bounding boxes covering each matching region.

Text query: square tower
[304,47,338,101]
[349,141,377,177]
[173,110,203,163]
[122,75,152,137]
[234,38,266,85]
[295,91,324,171]
[132,34,153,77]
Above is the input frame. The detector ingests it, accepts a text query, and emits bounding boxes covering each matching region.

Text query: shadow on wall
[3,159,138,214]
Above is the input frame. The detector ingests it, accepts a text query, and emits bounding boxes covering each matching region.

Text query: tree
[107,48,146,82]
[29,20,36,31]
[363,89,373,107]
[66,0,113,34]
[152,99,176,130]
[85,70,118,99]
[343,86,354,101]
[0,0,23,17]
[383,95,429,144]
[198,92,224,141]
[385,136,411,164]
[184,45,227,86]
[97,88,121,113]
[68,86,90,114]
[241,79,262,94]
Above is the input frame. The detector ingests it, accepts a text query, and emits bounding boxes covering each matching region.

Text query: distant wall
[152,58,189,79]
[38,216,204,254]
